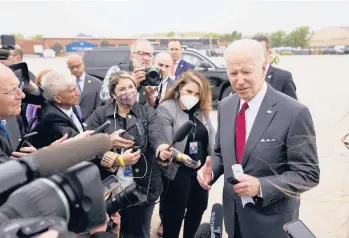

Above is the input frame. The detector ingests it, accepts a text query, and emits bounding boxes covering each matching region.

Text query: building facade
[310,27,349,47]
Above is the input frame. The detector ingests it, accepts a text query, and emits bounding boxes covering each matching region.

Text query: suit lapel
[241,86,278,167]
[265,65,274,83]
[7,117,22,150]
[224,96,240,164]
[79,75,91,104]
[52,104,80,132]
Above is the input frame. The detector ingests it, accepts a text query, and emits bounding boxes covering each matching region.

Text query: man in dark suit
[197,39,319,238]
[67,54,102,121]
[0,64,37,163]
[168,39,195,80]
[144,52,175,108]
[31,70,85,149]
[253,35,297,100]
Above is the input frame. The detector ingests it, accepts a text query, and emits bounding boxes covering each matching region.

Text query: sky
[0,0,348,38]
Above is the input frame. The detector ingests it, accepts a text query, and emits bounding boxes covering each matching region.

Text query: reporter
[85,71,172,238]
[156,70,216,238]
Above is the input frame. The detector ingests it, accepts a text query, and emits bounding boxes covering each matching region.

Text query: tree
[51,43,64,54]
[10,33,24,40]
[166,31,176,38]
[219,31,242,42]
[31,34,43,40]
[100,40,110,47]
[284,26,310,48]
[269,30,287,47]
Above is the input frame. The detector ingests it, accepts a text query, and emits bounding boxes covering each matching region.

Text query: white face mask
[180,95,199,110]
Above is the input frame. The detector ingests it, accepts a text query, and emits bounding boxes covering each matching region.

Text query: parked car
[83,46,232,105]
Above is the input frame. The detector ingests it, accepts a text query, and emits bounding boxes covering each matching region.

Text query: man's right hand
[132,67,146,86]
[110,129,134,149]
[197,156,212,190]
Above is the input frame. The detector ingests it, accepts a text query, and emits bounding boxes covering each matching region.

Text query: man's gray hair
[41,70,75,100]
[130,39,153,53]
[224,39,265,67]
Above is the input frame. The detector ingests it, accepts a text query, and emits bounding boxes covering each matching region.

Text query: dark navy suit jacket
[174,59,195,79]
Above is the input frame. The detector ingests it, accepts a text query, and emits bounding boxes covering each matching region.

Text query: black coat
[85,102,169,203]
[265,65,298,100]
[30,102,83,148]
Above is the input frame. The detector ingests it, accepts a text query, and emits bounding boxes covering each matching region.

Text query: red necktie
[235,102,249,164]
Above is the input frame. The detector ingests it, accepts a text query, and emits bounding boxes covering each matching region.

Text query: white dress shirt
[239,81,268,141]
[76,72,86,92]
[59,107,83,133]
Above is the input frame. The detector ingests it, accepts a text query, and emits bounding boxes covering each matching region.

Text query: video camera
[0,34,15,60]
[140,66,162,86]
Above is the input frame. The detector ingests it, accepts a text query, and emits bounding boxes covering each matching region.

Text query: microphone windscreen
[173,121,194,143]
[194,223,211,238]
[211,203,224,236]
[23,134,112,177]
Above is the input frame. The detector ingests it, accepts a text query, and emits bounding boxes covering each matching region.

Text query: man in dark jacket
[253,35,298,100]
[30,70,84,148]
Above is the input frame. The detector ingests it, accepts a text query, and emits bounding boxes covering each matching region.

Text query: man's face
[154,54,172,79]
[67,58,85,78]
[53,85,80,106]
[0,67,25,118]
[6,51,21,65]
[168,41,182,62]
[130,42,153,68]
[226,52,266,101]
[259,41,271,64]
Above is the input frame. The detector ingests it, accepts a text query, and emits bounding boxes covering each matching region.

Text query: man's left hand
[11,146,37,157]
[157,144,172,161]
[233,174,260,197]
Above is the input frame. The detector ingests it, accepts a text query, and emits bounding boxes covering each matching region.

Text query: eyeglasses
[134,51,152,58]
[68,63,82,70]
[1,86,23,98]
[341,133,349,149]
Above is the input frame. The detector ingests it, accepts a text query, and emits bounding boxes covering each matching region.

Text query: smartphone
[102,175,120,199]
[120,123,142,141]
[283,219,316,238]
[226,176,240,185]
[16,132,38,152]
[186,159,199,167]
[131,145,140,153]
[91,120,111,135]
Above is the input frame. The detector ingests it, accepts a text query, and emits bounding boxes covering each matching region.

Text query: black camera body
[0,216,68,238]
[0,34,16,60]
[141,66,162,86]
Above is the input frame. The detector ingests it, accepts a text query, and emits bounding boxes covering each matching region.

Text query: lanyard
[191,116,197,141]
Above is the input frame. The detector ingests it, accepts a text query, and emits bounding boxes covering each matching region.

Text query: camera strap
[154,83,163,109]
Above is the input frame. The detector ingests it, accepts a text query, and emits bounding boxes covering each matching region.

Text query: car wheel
[221,86,232,100]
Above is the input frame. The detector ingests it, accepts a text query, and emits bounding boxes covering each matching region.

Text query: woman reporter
[85,71,172,238]
[156,70,216,238]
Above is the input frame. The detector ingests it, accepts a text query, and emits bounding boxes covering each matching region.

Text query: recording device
[226,175,240,185]
[91,120,111,135]
[194,223,211,238]
[0,34,15,60]
[0,162,107,233]
[8,62,31,85]
[194,203,224,238]
[15,132,38,152]
[140,66,162,86]
[0,216,69,238]
[132,145,140,153]
[120,123,143,141]
[103,175,121,199]
[283,219,316,238]
[0,134,112,206]
[105,182,147,215]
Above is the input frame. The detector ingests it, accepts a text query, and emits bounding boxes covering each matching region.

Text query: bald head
[67,54,85,78]
[224,39,265,68]
[0,64,16,80]
[154,52,172,79]
[224,39,267,101]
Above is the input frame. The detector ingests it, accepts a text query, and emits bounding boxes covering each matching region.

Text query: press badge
[189,142,198,154]
[124,165,133,177]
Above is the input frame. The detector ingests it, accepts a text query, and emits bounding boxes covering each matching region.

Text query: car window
[84,50,130,68]
[182,53,204,67]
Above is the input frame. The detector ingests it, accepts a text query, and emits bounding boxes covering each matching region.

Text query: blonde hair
[162,70,212,113]
[35,69,52,86]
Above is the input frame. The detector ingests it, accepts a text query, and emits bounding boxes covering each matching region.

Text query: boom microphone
[0,134,112,206]
[210,203,223,238]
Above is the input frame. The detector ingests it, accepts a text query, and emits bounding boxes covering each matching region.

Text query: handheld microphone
[166,120,194,151]
[194,223,211,238]
[0,134,112,206]
[210,203,224,238]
